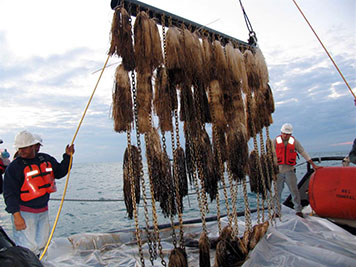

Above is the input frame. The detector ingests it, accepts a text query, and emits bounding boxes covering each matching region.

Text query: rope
[292,0,355,102]
[40,54,111,260]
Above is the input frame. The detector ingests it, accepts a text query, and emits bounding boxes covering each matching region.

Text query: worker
[274,123,320,218]
[3,130,74,256]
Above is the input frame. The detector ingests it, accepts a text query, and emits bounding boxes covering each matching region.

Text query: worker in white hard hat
[32,133,43,154]
[3,130,75,256]
[274,123,319,218]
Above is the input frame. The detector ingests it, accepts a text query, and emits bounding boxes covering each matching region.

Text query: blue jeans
[11,210,50,255]
[276,170,302,213]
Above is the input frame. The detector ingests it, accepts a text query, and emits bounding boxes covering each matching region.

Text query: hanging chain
[259,132,273,222]
[161,14,168,67]
[253,136,262,223]
[162,14,185,250]
[131,70,155,265]
[242,176,252,232]
[229,174,239,238]
[144,129,166,266]
[266,127,281,220]
[210,36,231,228]
[255,134,266,223]
[222,40,240,235]
[188,130,208,234]
[127,132,145,266]
[170,129,185,249]
[211,125,222,234]
[178,23,208,235]
[161,15,177,249]
[207,34,223,235]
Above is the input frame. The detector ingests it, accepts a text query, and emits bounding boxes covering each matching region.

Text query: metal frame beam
[111,0,254,47]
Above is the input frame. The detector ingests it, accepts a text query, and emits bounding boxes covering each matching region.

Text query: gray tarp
[42,206,356,266]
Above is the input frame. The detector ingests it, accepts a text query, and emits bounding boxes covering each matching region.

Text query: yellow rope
[40,54,111,260]
[292,0,356,101]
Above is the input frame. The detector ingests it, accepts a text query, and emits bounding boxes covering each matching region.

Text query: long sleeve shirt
[3,152,71,214]
[273,137,311,174]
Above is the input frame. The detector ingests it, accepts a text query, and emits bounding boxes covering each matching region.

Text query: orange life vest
[20,161,57,201]
[275,135,297,166]
[0,158,5,174]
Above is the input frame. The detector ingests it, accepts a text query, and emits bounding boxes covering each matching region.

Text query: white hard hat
[14,130,38,150]
[281,123,293,134]
[33,134,43,146]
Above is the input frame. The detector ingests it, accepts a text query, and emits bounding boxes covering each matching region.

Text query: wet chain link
[229,175,239,238]
[253,136,262,223]
[162,14,185,249]
[125,12,146,266]
[160,17,177,248]
[161,133,178,248]
[131,71,155,265]
[127,132,145,266]
[242,176,252,232]
[171,131,184,248]
[189,131,208,233]
[210,39,231,227]
[170,128,185,248]
[254,134,267,223]
[211,125,223,234]
[259,132,273,222]
[207,86,224,234]
[144,130,166,266]
[266,127,281,221]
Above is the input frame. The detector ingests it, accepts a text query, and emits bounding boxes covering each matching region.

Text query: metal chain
[259,132,273,222]
[210,124,222,234]
[161,15,179,249]
[229,174,239,238]
[209,37,231,227]
[192,137,210,220]
[161,14,168,68]
[125,12,146,264]
[170,129,185,249]
[207,36,223,235]
[253,136,262,223]
[183,121,207,233]
[255,134,266,223]
[162,13,185,250]
[131,71,155,265]
[161,133,178,248]
[266,127,281,220]
[189,132,208,234]
[242,176,252,232]
[126,132,145,266]
[144,128,166,266]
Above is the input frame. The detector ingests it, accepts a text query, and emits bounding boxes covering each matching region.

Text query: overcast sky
[0,0,355,163]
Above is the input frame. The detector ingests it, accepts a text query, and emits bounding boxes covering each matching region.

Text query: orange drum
[309,167,356,220]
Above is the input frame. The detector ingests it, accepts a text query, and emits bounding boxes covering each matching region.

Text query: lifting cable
[39,55,111,260]
[238,0,257,45]
[292,0,356,104]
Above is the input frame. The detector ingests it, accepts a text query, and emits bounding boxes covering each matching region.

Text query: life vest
[0,158,5,174]
[275,135,297,166]
[20,161,57,202]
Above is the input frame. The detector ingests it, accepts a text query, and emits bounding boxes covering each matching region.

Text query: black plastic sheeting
[0,226,43,267]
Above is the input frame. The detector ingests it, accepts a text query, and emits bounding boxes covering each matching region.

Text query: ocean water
[0,150,348,240]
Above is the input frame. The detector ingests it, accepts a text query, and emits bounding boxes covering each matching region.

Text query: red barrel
[309,167,356,220]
